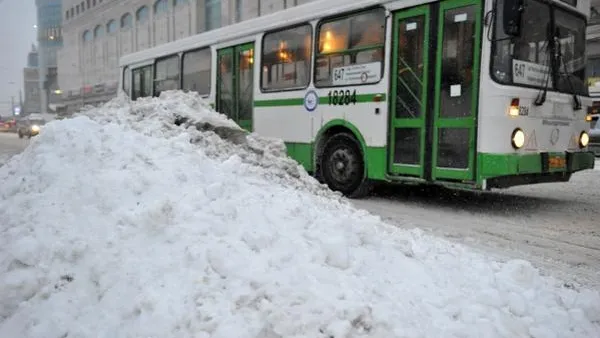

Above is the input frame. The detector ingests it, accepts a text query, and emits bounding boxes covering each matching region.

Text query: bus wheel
[320,133,371,198]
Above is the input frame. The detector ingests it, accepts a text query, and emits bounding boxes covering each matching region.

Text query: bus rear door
[217,43,255,132]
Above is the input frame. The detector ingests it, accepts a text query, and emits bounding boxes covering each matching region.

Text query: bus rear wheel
[320,133,371,198]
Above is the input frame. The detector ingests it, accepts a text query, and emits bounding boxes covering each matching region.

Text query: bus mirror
[502,0,524,36]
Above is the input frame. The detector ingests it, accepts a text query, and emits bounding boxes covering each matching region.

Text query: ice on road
[0,92,599,337]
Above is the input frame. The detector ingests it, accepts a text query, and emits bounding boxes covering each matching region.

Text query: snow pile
[79,91,333,198]
[1,92,599,338]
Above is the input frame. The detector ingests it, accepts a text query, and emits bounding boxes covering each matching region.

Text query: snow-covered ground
[353,160,600,290]
[1,91,599,337]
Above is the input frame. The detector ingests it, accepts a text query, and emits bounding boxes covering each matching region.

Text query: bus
[118,0,596,197]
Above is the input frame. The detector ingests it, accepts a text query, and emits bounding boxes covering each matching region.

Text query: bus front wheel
[320,133,371,198]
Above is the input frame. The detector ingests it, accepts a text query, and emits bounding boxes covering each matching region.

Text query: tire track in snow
[353,161,600,289]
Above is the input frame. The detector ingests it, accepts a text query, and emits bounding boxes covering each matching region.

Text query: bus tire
[320,132,372,198]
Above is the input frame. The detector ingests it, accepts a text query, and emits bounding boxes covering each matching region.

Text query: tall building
[36,0,64,114]
[23,45,41,116]
[57,0,313,112]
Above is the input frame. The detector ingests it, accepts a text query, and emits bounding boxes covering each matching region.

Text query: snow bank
[1,91,599,337]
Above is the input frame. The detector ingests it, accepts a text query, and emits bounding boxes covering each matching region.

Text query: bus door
[217,43,255,132]
[389,0,481,182]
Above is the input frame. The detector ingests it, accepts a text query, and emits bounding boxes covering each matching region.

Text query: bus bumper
[479,151,595,189]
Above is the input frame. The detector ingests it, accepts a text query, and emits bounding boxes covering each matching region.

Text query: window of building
[174,0,188,6]
[86,0,91,9]
[314,8,385,87]
[154,55,180,96]
[83,30,92,42]
[70,8,74,17]
[235,0,241,22]
[121,13,133,29]
[81,2,85,12]
[261,24,312,91]
[93,0,96,6]
[587,57,600,77]
[154,0,168,14]
[65,10,70,20]
[205,0,221,31]
[182,47,212,95]
[94,25,104,38]
[76,4,80,14]
[107,20,117,33]
[136,6,149,23]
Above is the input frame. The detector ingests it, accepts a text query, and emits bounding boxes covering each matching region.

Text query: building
[57,0,313,112]
[588,2,600,96]
[23,45,41,116]
[36,0,64,114]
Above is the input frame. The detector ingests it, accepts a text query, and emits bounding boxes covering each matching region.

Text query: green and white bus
[119,0,596,197]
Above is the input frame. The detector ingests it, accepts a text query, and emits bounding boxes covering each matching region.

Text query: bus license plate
[548,156,566,169]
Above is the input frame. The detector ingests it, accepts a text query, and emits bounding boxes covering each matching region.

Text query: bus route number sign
[328,89,357,106]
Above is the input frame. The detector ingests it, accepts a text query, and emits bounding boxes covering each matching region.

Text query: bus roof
[119,0,393,67]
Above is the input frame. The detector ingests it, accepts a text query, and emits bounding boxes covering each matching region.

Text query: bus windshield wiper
[534,22,554,106]
[555,34,582,110]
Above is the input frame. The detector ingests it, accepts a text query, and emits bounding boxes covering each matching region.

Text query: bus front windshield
[491,0,587,96]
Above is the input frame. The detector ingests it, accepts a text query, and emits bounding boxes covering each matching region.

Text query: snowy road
[353,163,600,289]
[0,133,29,166]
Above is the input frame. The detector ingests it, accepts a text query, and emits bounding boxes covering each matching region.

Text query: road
[353,162,600,289]
[1,131,599,288]
[0,132,29,166]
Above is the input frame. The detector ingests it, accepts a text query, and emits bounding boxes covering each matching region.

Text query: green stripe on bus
[254,93,386,107]
[254,98,305,107]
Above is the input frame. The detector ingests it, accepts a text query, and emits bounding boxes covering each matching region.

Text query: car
[589,114,600,157]
[17,117,45,139]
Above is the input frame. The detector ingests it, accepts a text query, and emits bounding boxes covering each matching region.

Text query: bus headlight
[579,131,589,148]
[509,98,520,117]
[511,128,525,149]
[31,125,40,132]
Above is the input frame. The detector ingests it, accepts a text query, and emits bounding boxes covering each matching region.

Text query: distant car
[17,119,44,139]
[0,119,17,132]
[590,114,600,157]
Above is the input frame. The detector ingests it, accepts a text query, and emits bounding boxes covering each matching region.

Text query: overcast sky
[0,0,37,112]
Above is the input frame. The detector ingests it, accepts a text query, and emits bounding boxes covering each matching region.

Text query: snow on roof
[0,91,599,337]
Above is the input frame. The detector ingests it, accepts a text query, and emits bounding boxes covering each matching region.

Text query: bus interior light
[509,98,520,117]
[511,128,525,149]
[579,131,589,148]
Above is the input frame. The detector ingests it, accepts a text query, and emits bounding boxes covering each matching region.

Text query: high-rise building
[23,45,41,116]
[57,0,313,112]
[35,0,64,114]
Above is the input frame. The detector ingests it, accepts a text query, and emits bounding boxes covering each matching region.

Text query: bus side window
[315,8,385,87]
[154,54,180,96]
[261,24,312,91]
[182,47,212,96]
[132,68,142,100]
[123,66,131,96]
